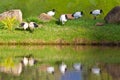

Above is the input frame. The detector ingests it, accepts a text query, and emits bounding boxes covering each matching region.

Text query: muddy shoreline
[0,41,120,46]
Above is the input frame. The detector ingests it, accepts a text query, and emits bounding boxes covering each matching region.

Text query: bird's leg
[62,21,65,25]
[94,16,96,20]
[24,30,27,33]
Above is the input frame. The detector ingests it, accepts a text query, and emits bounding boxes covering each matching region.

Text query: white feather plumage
[73,12,83,19]
[59,62,67,74]
[47,9,55,16]
[47,66,54,74]
[73,63,82,71]
[60,14,67,25]
[91,9,102,16]
[20,22,29,30]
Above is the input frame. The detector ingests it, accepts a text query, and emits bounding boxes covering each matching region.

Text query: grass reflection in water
[0,45,120,80]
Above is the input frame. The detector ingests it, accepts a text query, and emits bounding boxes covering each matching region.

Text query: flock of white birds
[47,9,103,24]
[22,56,82,74]
[1,54,100,76]
[21,55,101,75]
[20,22,38,31]
[20,9,103,30]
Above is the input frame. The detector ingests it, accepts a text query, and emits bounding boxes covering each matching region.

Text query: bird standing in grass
[47,9,56,16]
[72,11,83,19]
[59,14,68,25]
[90,9,103,20]
[28,22,38,32]
[20,22,29,30]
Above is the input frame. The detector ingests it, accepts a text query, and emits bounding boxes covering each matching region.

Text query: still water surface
[0,45,120,80]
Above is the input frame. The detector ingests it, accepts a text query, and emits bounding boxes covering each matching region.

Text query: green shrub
[0,22,4,29]
[26,17,42,24]
[1,57,14,68]
[1,17,16,31]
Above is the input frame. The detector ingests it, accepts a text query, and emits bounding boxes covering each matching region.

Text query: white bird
[73,63,82,71]
[22,56,29,66]
[59,62,67,74]
[91,67,101,75]
[72,11,83,19]
[21,54,37,66]
[47,9,56,16]
[60,14,68,25]
[47,66,55,74]
[28,57,35,66]
[29,22,38,29]
[27,54,37,66]
[90,9,103,20]
[22,56,28,66]
[28,22,38,32]
[20,22,29,30]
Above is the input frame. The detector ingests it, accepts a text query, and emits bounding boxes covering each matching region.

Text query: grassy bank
[0,19,120,45]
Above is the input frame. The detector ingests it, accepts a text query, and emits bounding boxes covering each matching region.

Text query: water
[0,45,120,80]
[61,70,83,80]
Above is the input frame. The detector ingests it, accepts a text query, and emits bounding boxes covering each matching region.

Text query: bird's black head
[81,11,83,15]
[20,23,25,27]
[100,9,103,13]
[21,60,23,64]
[90,11,92,14]
[33,23,38,28]
[72,13,75,17]
[65,68,67,72]
[52,71,54,75]
[65,15,68,20]
[52,9,55,12]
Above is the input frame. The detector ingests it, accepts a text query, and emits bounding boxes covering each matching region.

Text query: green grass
[0,19,120,44]
[0,0,120,44]
[0,0,120,18]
